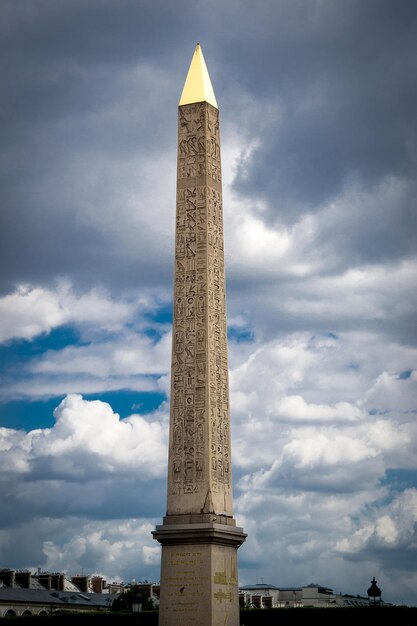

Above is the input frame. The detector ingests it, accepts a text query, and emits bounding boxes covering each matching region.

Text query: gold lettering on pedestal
[214,590,232,603]
[163,547,210,624]
[228,554,238,586]
[214,556,238,586]
[214,570,228,585]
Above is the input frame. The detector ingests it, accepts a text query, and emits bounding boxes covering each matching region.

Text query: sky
[1,0,417,607]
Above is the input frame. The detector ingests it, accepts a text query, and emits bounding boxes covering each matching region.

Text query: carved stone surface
[157,541,241,626]
[167,101,233,517]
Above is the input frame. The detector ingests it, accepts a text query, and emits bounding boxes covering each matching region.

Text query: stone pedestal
[153,518,246,626]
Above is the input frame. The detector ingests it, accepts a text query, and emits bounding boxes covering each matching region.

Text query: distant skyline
[1,0,416,607]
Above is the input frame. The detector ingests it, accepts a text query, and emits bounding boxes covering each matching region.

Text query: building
[0,565,391,616]
[239,583,281,609]
[0,568,117,618]
[239,582,385,608]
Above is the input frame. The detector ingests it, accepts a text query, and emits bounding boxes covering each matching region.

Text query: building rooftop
[0,587,115,608]
[240,583,279,590]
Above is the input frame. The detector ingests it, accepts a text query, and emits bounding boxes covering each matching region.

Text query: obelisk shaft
[167,97,233,517]
[153,45,246,626]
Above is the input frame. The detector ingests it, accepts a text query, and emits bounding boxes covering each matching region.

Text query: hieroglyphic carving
[169,100,231,504]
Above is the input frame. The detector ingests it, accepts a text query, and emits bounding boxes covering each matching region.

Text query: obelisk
[152,44,246,626]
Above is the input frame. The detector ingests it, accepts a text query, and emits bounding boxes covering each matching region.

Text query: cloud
[0,283,134,343]
[41,519,162,582]
[275,395,363,423]
[0,0,416,608]
[365,370,417,414]
[0,516,162,584]
[0,340,416,602]
[29,332,171,378]
[335,487,417,595]
[237,415,408,496]
[0,377,165,403]
[228,324,417,601]
[228,2,417,221]
[0,394,168,479]
[0,321,171,402]
[0,393,165,580]
[336,488,417,556]
[230,331,417,487]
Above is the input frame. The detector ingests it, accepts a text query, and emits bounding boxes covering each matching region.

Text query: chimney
[72,575,89,593]
[15,571,31,589]
[0,569,15,587]
[51,573,65,591]
[91,576,104,594]
[37,573,52,590]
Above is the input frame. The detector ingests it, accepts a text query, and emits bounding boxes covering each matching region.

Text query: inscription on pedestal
[160,547,209,626]
[159,543,241,626]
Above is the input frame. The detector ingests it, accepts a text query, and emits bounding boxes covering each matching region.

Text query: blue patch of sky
[369,408,389,416]
[0,397,65,431]
[348,361,360,370]
[0,322,169,431]
[141,303,173,340]
[228,326,254,343]
[0,325,84,365]
[0,302,255,433]
[0,326,87,430]
[399,369,413,380]
[0,390,167,432]
[381,469,417,491]
[82,390,167,419]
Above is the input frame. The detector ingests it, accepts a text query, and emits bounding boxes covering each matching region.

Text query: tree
[111,585,157,612]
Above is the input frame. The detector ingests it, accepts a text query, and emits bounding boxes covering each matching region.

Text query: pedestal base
[152,521,246,626]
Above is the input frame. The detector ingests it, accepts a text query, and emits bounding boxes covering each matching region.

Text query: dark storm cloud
[228,1,417,221]
[0,0,191,68]
[1,0,415,294]
[0,0,193,294]
[0,476,164,527]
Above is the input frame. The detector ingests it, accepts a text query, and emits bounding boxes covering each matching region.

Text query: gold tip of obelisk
[179,43,218,109]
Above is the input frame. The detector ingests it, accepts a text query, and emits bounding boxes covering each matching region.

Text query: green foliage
[110,585,157,612]
[1,610,159,624]
[2,605,416,625]
[239,606,417,625]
